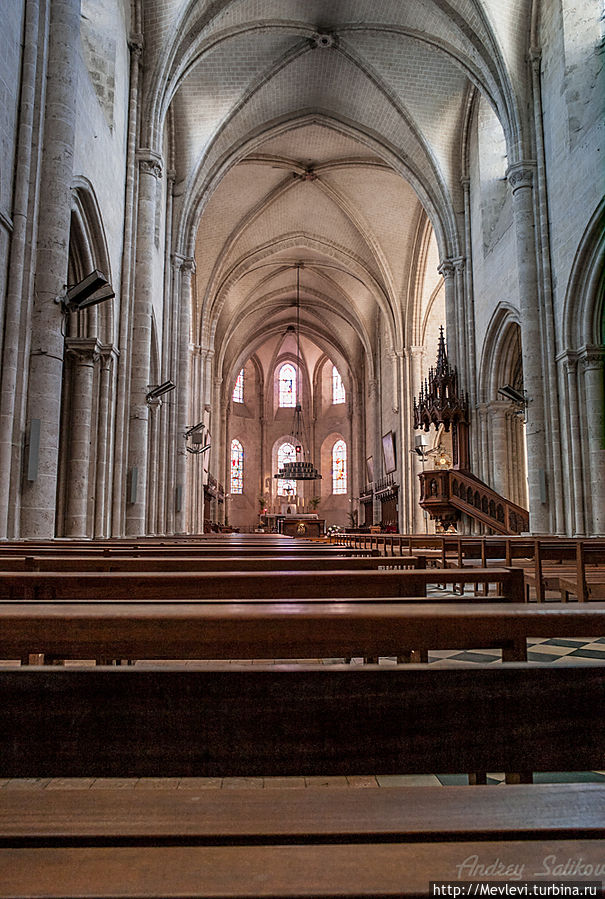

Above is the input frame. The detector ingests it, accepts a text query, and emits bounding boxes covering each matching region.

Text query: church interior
[0,0,604,895]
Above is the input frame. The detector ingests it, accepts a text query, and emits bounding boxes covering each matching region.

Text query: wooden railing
[418,469,529,535]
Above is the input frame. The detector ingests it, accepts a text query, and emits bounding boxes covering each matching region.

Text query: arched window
[332,439,347,494]
[277,441,296,496]
[230,439,243,494]
[278,363,296,407]
[332,366,345,404]
[232,369,244,403]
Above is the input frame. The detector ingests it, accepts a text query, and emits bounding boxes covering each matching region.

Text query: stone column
[63,339,100,537]
[125,150,163,535]
[0,0,41,537]
[530,49,564,535]
[564,354,584,535]
[581,349,605,535]
[453,257,467,390]
[111,32,143,536]
[461,178,480,476]
[20,0,80,537]
[477,403,489,485]
[487,400,510,500]
[368,378,381,525]
[94,348,115,537]
[438,260,457,368]
[218,402,228,525]
[507,163,550,533]
[146,397,161,535]
[408,347,426,533]
[210,376,223,525]
[174,257,194,534]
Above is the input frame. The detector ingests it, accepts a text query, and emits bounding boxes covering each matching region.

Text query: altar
[278,514,325,538]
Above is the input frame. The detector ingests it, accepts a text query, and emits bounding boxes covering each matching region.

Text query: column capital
[99,343,119,370]
[406,345,425,358]
[558,350,579,374]
[137,149,163,180]
[65,337,101,365]
[487,399,511,414]
[172,253,196,275]
[506,162,536,193]
[128,33,144,57]
[181,256,196,276]
[438,259,455,280]
[579,345,605,371]
[529,46,542,68]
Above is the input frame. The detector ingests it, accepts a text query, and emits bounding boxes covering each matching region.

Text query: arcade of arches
[0,0,603,539]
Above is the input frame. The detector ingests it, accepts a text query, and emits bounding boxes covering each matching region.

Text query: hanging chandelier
[274,264,322,482]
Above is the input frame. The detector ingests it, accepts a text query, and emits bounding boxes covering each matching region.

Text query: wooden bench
[0,553,426,572]
[4,600,605,664]
[0,567,525,601]
[0,662,603,897]
[521,542,605,602]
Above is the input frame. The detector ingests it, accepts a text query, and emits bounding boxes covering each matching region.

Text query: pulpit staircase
[418,468,529,535]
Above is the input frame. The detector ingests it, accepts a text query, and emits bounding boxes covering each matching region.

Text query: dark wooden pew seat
[3,600,605,663]
[0,566,524,601]
[0,553,427,572]
[0,662,603,897]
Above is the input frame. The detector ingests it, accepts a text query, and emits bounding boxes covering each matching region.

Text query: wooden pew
[0,567,525,601]
[0,662,603,897]
[523,541,605,602]
[3,600,605,664]
[0,553,426,572]
[0,543,379,558]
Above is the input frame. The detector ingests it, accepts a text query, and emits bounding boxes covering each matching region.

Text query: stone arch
[68,179,115,345]
[478,305,528,509]
[560,199,605,534]
[56,181,117,537]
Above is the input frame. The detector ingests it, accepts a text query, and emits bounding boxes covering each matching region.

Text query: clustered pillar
[507,163,550,534]
[125,150,163,536]
[20,0,80,538]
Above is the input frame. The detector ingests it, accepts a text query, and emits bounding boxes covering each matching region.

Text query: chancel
[0,1,603,896]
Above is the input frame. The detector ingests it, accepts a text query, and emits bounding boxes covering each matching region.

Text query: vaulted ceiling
[140,0,530,387]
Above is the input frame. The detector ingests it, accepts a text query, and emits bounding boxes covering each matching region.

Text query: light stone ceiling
[141,0,530,387]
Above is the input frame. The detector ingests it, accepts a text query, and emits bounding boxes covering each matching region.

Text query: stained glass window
[332,439,347,494]
[232,369,244,403]
[278,363,296,407]
[230,439,243,494]
[332,366,345,404]
[277,441,297,496]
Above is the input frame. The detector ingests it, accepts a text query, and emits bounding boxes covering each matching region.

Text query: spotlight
[497,385,527,406]
[61,270,115,311]
[146,380,176,402]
